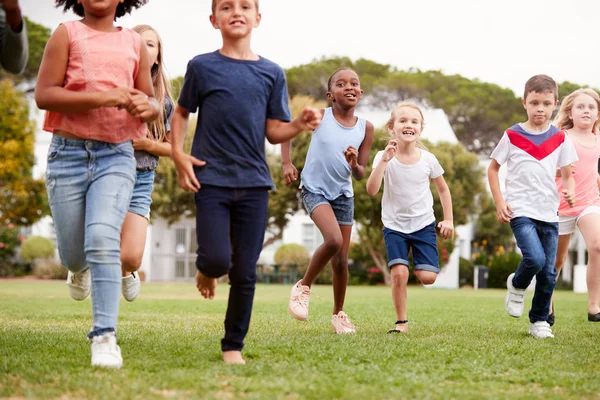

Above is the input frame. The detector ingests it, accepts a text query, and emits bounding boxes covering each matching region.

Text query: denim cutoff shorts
[128,170,155,219]
[383,222,439,273]
[301,188,354,226]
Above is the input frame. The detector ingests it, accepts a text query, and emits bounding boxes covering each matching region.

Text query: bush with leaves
[20,236,55,263]
[274,243,310,273]
[32,258,67,280]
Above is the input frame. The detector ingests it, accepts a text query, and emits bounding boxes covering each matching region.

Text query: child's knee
[525,254,546,272]
[391,265,409,285]
[197,255,229,278]
[323,235,343,254]
[121,252,143,272]
[415,270,437,285]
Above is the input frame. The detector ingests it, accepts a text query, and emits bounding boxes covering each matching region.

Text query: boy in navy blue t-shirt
[171,0,321,365]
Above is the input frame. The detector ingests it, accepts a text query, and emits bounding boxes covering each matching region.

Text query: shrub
[20,236,55,263]
[32,258,67,280]
[0,224,22,263]
[274,243,310,273]
[459,257,474,287]
[488,251,522,288]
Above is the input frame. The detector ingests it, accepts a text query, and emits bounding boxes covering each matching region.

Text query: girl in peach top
[34,0,158,369]
[552,89,600,325]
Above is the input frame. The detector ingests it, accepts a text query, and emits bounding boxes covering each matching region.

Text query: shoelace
[291,287,311,308]
[337,313,356,329]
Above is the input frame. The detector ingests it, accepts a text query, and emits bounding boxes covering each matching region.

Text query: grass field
[1,280,599,400]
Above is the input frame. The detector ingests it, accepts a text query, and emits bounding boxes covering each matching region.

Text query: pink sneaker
[288,280,311,321]
[332,311,356,334]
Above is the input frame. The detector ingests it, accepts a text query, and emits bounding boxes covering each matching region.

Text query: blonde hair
[386,101,428,150]
[212,0,259,13]
[132,24,173,142]
[554,88,600,133]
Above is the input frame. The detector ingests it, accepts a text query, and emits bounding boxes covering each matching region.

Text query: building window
[301,223,323,252]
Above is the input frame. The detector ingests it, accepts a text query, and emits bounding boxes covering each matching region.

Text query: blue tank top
[301,107,366,200]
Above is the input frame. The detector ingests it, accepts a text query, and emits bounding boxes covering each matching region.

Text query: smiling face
[522,91,557,127]
[388,106,424,143]
[569,93,599,131]
[210,0,261,39]
[327,69,363,107]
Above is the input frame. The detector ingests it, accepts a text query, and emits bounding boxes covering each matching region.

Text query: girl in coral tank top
[552,89,600,326]
[34,0,158,369]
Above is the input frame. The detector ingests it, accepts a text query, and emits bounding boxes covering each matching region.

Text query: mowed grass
[1,281,599,400]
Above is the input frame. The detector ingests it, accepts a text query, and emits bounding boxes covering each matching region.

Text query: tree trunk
[262,232,283,249]
[364,240,391,285]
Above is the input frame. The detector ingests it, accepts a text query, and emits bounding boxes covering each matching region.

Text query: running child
[35,0,158,368]
[284,67,374,334]
[488,75,577,339]
[366,101,454,333]
[171,0,321,364]
[120,24,174,302]
[551,88,600,324]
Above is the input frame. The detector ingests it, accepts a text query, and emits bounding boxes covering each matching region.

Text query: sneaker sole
[288,303,307,321]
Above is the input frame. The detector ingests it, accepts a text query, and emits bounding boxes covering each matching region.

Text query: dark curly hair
[55,0,149,20]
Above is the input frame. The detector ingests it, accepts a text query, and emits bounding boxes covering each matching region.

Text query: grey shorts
[301,188,354,226]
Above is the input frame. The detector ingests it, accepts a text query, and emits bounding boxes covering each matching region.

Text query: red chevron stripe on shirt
[506,129,565,161]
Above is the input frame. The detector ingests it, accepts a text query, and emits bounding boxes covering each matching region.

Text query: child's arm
[560,165,576,207]
[346,121,375,181]
[488,159,512,223]
[433,175,454,239]
[281,140,298,184]
[366,140,397,196]
[132,134,171,157]
[266,107,321,144]
[35,25,144,114]
[171,105,206,192]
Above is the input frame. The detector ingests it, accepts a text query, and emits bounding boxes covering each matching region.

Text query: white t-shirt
[490,123,578,223]
[373,149,444,234]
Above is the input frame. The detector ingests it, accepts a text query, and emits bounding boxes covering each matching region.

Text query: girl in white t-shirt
[366,102,454,333]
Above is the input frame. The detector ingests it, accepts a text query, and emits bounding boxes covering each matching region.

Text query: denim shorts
[128,170,155,219]
[301,188,354,226]
[383,222,439,273]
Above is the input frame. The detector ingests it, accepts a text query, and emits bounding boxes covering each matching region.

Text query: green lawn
[0,281,598,400]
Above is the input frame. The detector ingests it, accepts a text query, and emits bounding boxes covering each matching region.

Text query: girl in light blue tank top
[282,68,374,333]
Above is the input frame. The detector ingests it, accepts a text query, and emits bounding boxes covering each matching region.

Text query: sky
[18,0,600,96]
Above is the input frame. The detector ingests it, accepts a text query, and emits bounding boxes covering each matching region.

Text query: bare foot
[195,270,217,299]
[395,323,408,333]
[222,351,246,365]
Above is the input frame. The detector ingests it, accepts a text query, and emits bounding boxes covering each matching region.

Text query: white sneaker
[66,269,91,301]
[529,321,554,339]
[90,332,123,368]
[288,280,311,321]
[505,273,525,318]
[331,311,356,334]
[122,272,140,302]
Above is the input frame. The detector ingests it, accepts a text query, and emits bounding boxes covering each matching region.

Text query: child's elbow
[34,91,48,110]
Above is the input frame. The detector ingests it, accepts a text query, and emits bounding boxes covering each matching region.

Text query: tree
[0,80,48,226]
[473,194,514,254]
[352,132,485,284]
[0,18,52,91]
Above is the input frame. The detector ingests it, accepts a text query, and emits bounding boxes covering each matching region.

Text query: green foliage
[459,257,474,287]
[474,194,514,254]
[31,258,67,280]
[273,243,310,267]
[170,75,184,102]
[19,236,55,263]
[0,80,48,226]
[471,242,522,289]
[0,224,21,262]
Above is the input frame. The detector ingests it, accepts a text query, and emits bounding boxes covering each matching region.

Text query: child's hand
[102,87,140,109]
[127,92,155,121]
[382,140,398,162]
[282,162,298,184]
[344,146,359,168]
[562,189,576,207]
[437,220,454,240]
[297,107,322,131]
[172,150,206,192]
[132,138,153,152]
[495,200,513,224]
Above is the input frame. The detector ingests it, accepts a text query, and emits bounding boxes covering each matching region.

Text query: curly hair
[55,0,149,20]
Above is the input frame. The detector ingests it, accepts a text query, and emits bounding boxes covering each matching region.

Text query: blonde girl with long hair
[366,101,454,333]
[551,88,600,325]
[120,24,174,301]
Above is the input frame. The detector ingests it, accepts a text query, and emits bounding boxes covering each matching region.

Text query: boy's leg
[509,217,547,289]
[85,143,136,338]
[194,185,233,299]
[529,221,558,323]
[222,188,268,354]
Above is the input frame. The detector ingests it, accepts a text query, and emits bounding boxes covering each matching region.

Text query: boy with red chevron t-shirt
[488,74,577,339]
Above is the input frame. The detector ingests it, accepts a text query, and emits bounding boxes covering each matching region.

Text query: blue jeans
[45,136,136,337]
[509,217,558,323]
[194,185,269,352]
